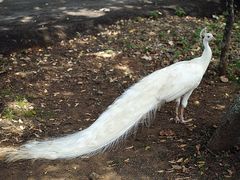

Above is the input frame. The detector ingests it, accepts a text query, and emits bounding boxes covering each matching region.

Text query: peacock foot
[180,117,193,124]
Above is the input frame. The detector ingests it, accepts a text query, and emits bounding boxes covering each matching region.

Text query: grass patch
[0,89,56,122]
[2,98,36,120]
[2,108,15,120]
[148,10,161,19]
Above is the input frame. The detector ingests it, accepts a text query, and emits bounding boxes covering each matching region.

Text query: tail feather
[5,69,167,161]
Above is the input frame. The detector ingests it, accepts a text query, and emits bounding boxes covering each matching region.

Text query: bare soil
[0,15,239,179]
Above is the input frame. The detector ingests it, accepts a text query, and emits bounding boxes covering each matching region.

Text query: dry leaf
[124,158,130,163]
[125,146,134,150]
[178,144,187,148]
[220,75,229,83]
[176,158,184,163]
[196,144,201,155]
[159,129,175,136]
[141,55,152,61]
[168,40,174,46]
[145,146,151,150]
[171,165,182,170]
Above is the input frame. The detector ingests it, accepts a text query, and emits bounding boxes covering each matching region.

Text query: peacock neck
[200,40,212,71]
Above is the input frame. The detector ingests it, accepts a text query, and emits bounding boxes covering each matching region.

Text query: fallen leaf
[159,139,166,142]
[196,144,201,155]
[182,165,189,173]
[168,40,174,46]
[159,129,175,136]
[176,158,184,163]
[171,165,182,170]
[141,55,152,61]
[178,144,187,148]
[227,169,233,176]
[125,146,134,150]
[220,76,229,83]
[145,146,151,150]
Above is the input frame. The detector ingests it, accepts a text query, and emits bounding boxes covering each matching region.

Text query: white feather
[5,29,213,161]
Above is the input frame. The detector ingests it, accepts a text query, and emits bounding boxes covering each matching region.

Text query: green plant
[125,41,138,49]
[173,50,182,60]
[143,46,152,53]
[228,59,240,84]
[148,11,160,19]
[23,109,37,118]
[193,28,203,44]
[158,31,165,38]
[175,7,186,17]
[2,108,15,119]
[2,98,36,120]
[179,37,191,53]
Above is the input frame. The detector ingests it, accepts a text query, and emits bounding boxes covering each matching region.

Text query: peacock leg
[180,106,186,123]
[174,98,181,123]
[180,90,194,123]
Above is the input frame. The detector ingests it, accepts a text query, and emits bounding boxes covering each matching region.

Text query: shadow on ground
[0,0,224,54]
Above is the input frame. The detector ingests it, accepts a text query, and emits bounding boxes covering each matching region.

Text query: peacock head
[200,27,214,42]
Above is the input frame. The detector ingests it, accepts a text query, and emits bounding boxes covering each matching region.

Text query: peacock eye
[207,36,210,38]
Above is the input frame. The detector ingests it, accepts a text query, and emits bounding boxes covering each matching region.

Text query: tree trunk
[208,95,240,151]
[219,0,234,76]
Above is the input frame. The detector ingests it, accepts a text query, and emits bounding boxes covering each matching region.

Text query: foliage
[148,10,161,19]
[175,7,186,17]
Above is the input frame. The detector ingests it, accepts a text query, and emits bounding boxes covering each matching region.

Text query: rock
[89,172,100,180]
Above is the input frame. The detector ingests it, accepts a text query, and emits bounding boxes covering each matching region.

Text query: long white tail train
[7,69,167,161]
[5,64,192,161]
[5,28,214,162]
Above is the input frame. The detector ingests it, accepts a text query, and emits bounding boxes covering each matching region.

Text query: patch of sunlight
[63,9,105,18]
[124,5,135,9]
[114,64,133,75]
[100,29,121,37]
[54,25,65,30]
[20,16,34,23]
[104,6,122,11]
[58,7,67,10]
[0,27,10,31]
[91,50,121,58]
[34,6,41,11]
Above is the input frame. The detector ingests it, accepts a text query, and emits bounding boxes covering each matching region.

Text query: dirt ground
[0,14,240,179]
